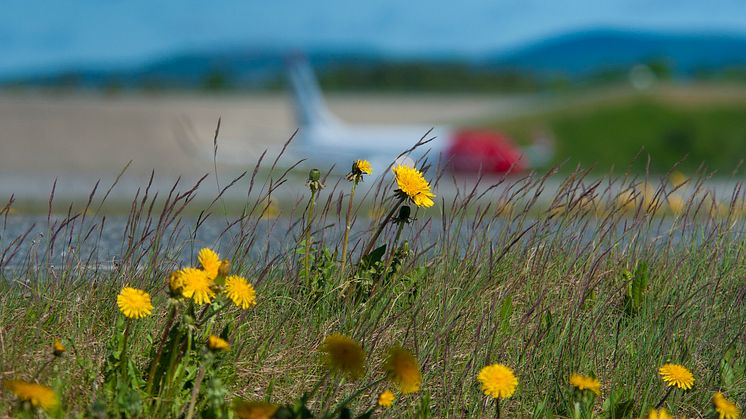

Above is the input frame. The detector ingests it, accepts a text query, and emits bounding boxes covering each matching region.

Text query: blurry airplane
[285,58,553,175]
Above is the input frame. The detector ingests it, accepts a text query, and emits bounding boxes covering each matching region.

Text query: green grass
[489,90,746,174]
[0,157,744,417]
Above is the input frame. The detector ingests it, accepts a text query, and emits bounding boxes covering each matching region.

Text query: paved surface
[0,92,535,204]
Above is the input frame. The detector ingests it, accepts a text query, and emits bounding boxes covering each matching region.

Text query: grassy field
[0,152,744,418]
[488,87,746,174]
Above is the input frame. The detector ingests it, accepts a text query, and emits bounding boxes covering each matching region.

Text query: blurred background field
[2,3,746,211]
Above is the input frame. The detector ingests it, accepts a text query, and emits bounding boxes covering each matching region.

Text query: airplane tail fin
[286,56,341,129]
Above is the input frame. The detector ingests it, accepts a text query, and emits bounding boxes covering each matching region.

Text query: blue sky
[2,0,746,76]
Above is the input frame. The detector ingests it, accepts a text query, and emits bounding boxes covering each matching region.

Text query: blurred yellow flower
[617,189,639,212]
[232,399,278,419]
[384,345,421,394]
[52,339,65,357]
[198,247,222,279]
[667,194,685,215]
[116,287,153,319]
[659,363,694,390]
[320,333,366,380]
[713,392,740,419]
[224,275,257,310]
[393,165,435,208]
[260,198,281,220]
[377,389,395,408]
[569,373,600,396]
[207,335,230,352]
[478,363,518,399]
[180,267,215,305]
[647,408,673,419]
[670,171,688,188]
[3,380,59,412]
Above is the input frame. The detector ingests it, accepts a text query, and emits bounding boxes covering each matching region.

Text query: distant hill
[485,28,746,77]
[5,28,746,90]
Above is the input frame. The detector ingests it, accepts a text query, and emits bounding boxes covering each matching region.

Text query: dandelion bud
[52,339,65,357]
[307,168,324,192]
[167,271,184,296]
[218,259,231,277]
[394,205,413,224]
[398,205,411,219]
[400,240,410,255]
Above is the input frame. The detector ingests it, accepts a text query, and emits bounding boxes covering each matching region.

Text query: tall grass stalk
[0,137,744,417]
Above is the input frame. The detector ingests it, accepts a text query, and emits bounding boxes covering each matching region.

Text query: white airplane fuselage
[292,122,452,171]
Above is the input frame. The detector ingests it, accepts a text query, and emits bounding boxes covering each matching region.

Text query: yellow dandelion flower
[3,380,59,412]
[713,392,740,419]
[224,275,257,310]
[52,339,65,357]
[659,363,695,390]
[207,335,230,352]
[116,287,153,319]
[198,247,222,279]
[377,389,395,408]
[168,270,184,295]
[647,408,673,419]
[355,160,372,175]
[569,373,601,396]
[392,165,436,208]
[180,267,215,305]
[384,345,421,394]
[478,363,518,399]
[232,399,279,419]
[320,333,366,380]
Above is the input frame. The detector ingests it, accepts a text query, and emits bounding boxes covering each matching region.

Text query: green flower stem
[329,376,386,417]
[307,371,330,401]
[196,304,228,327]
[185,359,209,419]
[655,386,673,409]
[120,319,131,379]
[381,219,405,280]
[340,180,358,275]
[303,188,317,286]
[359,197,404,263]
[32,358,55,381]
[156,327,185,413]
[146,304,177,395]
[495,397,500,419]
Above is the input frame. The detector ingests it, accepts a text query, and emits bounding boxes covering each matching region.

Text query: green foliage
[492,94,746,173]
[1,154,745,417]
[600,390,635,419]
[623,262,649,318]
